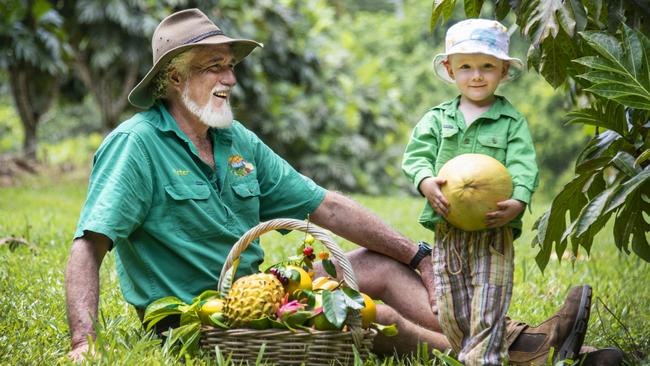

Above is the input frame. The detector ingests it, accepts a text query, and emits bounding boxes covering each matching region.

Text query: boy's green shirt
[402,95,538,238]
[74,101,326,308]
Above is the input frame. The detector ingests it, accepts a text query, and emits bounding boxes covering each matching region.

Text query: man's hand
[416,255,438,315]
[65,232,110,362]
[485,199,526,228]
[419,177,449,218]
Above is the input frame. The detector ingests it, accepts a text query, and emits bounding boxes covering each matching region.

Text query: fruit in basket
[285,265,312,296]
[198,298,225,324]
[309,293,342,331]
[224,273,285,327]
[359,293,376,328]
[312,276,339,291]
[437,154,513,231]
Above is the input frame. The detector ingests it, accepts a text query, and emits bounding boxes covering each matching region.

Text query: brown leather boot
[577,347,625,366]
[507,285,592,365]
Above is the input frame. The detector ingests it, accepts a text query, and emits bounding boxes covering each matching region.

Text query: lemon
[198,298,225,324]
[312,276,339,291]
[359,293,376,328]
[285,265,312,296]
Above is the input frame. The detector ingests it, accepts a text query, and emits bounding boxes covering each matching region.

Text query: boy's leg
[432,224,472,354]
[460,227,514,365]
[314,247,591,359]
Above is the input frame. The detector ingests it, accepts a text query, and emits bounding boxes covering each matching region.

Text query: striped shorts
[433,223,514,366]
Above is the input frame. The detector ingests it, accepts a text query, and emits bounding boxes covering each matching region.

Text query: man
[65,8,598,364]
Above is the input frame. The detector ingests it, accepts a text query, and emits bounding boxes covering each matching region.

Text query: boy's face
[444,53,509,105]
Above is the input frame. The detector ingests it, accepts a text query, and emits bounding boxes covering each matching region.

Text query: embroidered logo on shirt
[228,155,254,177]
[174,169,191,176]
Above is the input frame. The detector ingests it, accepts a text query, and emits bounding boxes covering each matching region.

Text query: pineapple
[224,273,285,327]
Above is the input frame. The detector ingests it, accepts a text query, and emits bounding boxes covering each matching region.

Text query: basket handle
[218,218,359,292]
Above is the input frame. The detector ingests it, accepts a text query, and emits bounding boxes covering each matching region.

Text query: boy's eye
[459,64,470,69]
[483,63,495,68]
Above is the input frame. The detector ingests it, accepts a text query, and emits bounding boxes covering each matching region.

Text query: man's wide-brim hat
[128,8,262,109]
[432,18,523,83]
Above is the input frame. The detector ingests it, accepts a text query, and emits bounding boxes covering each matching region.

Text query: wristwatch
[408,241,432,270]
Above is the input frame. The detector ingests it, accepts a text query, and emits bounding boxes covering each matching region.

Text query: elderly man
[65,8,602,364]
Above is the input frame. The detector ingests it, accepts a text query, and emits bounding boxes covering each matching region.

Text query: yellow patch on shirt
[174,169,191,176]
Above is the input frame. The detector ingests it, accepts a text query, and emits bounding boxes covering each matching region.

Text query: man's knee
[376,303,401,326]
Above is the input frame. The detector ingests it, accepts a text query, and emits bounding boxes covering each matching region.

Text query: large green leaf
[322,290,348,329]
[603,166,650,214]
[463,0,485,18]
[572,180,619,238]
[519,0,562,46]
[494,0,512,20]
[430,0,457,31]
[565,100,627,136]
[536,27,576,88]
[578,28,650,109]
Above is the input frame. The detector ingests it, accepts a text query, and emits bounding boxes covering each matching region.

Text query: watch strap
[409,241,432,270]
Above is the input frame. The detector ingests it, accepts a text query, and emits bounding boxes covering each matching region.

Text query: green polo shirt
[74,101,326,308]
[402,95,538,237]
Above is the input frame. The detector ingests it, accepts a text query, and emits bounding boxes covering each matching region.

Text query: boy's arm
[402,111,440,195]
[505,115,539,206]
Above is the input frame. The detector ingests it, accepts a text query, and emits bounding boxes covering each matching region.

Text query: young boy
[402,19,538,365]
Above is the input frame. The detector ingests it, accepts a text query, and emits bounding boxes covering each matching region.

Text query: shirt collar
[152,100,233,144]
[438,95,519,120]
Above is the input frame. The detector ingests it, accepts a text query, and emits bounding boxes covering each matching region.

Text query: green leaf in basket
[322,289,348,329]
[282,310,313,328]
[143,296,186,329]
[340,287,365,310]
[207,313,229,329]
[322,259,337,278]
[192,289,222,304]
[285,267,300,282]
[180,310,200,326]
[248,316,272,330]
[373,323,398,336]
[269,317,288,329]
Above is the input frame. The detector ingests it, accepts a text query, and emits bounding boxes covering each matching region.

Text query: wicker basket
[199,218,377,365]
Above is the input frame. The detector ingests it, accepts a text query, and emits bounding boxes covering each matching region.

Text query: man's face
[180,44,236,128]
[444,53,508,105]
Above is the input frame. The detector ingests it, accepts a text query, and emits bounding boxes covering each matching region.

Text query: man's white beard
[181,85,233,129]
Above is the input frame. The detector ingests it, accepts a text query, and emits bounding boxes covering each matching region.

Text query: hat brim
[128,35,262,109]
[432,51,524,83]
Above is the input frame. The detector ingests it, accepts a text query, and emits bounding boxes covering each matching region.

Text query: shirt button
[463,138,470,144]
[492,138,497,144]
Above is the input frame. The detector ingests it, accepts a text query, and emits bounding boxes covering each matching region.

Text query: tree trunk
[72,49,139,132]
[8,64,56,160]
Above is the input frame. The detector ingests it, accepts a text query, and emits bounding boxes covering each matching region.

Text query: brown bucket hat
[128,8,262,109]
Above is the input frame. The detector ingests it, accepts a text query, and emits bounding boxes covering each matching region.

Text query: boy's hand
[485,199,526,228]
[419,177,450,218]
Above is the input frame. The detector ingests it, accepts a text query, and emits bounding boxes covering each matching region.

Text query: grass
[1,169,649,365]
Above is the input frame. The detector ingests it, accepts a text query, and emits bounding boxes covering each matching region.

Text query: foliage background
[0,0,587,195]
[1,0,648,364]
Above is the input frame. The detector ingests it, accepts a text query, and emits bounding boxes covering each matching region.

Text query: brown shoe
[508,285,592,365]
[576,347,625,366]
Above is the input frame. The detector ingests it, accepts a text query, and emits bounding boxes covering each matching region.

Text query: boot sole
[556,285,592,360]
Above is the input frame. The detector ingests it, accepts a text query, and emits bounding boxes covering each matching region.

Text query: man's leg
[321,248,591,361]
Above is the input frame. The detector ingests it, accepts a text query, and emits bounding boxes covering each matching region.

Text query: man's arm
[310,191,436,309]
[65,231,111,361]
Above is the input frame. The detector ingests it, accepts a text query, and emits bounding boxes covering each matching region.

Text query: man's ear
[168,68,184,94]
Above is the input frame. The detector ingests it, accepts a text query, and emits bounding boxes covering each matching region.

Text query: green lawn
[0,171,648,365]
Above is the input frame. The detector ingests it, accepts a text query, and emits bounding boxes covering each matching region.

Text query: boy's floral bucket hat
[432,18,523,83]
